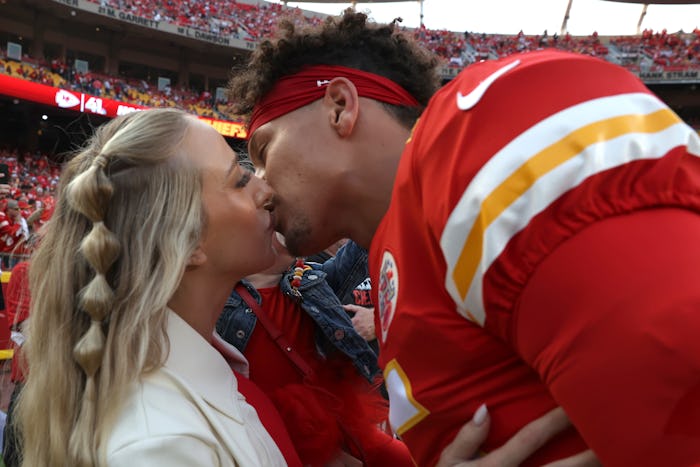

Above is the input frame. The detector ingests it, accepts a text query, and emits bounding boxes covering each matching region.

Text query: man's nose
[253,175,275,210]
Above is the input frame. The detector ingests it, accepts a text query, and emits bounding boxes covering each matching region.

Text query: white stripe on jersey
[384,359,430,436]
[440,92,700,325]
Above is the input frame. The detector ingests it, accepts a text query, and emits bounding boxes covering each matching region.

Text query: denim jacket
[216,241,379,381]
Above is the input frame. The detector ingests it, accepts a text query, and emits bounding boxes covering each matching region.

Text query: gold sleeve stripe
[440,93,700,325]
[454,109,678,298]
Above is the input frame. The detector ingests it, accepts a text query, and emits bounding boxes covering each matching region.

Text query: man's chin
[283,232,324,257]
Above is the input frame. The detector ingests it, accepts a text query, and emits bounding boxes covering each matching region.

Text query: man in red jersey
[228,11,700,466]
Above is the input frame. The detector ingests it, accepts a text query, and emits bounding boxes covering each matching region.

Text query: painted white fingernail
[472,404,488,426]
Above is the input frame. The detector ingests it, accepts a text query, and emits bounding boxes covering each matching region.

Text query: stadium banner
[0,73,147,117]
[0,74,247,139]
[51,0,256,50]
[637,69,700,84]
[198,117,248,139]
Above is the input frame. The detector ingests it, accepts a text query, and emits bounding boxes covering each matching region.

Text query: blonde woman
[14,108,286,466]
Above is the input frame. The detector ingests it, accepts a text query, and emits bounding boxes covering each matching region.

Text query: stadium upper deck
[0,0,698,137]
[5,1,700,78]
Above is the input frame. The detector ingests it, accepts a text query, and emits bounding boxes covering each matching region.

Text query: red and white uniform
[370,50,700,466]
[0,211,24,254]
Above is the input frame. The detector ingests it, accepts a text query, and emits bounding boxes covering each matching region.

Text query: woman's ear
[187,246,207,267]
[324,77,360,138]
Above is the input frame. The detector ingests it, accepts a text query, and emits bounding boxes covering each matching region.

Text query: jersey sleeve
[406,49,700,463]
[515,207,700,465]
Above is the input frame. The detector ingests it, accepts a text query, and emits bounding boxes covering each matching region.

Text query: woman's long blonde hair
[15,108,206,466]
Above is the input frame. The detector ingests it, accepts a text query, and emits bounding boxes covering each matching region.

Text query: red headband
[247,65,420,137]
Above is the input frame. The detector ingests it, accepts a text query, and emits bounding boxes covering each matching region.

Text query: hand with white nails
[436,406,600,467]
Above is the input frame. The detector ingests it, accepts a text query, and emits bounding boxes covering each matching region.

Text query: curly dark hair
[228,9,441,128]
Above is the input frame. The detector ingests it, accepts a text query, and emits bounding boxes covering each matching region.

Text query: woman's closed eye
[235,170,252,188]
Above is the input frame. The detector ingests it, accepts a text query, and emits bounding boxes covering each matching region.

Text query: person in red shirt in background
[5,259,30,381]
[17,199,31,221]
[2,258,30,467]
[218,232,411,466]
[2,222,43,467]
[0,199,28,269]
[25,197,53,234]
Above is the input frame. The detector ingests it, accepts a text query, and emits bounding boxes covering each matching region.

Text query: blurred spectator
[2,258,30,467]
[0,199,28,269]
[0,149,57,244]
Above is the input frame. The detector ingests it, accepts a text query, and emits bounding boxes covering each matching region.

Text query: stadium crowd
[90,0,252,38]
[87,0,324,40]
[86,0,700,67]
[0,148,57,266]
[610,27,700,68]
[0,52,233,121]
[2,1,699,125]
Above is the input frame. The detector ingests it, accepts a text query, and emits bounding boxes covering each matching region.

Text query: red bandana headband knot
[247,65,420,137]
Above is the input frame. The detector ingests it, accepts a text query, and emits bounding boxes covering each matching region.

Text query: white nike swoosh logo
[456,59,521,111]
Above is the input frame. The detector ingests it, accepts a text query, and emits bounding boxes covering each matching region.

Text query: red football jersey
[370,50,700,466]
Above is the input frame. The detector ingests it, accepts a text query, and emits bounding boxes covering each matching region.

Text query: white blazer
[106,311,285,466]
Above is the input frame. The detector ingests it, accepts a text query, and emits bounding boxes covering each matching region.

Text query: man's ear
[187,245,207,267]
[323,77,359,138]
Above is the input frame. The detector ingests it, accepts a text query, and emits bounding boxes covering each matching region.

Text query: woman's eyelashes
[234,170,252,188]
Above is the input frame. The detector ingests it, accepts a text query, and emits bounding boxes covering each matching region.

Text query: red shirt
[0,211,23,254]
[235,374,302,467]
[242,285,412,467]
[244,286,317,390]
[371,50,700,466]
[6,261,30,382]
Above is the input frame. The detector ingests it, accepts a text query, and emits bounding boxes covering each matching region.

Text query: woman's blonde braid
[65,152,121,466]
